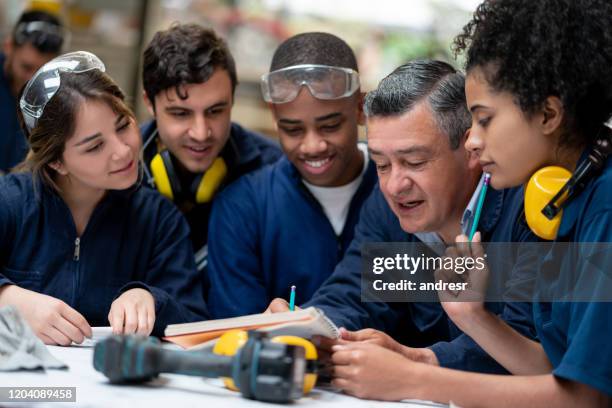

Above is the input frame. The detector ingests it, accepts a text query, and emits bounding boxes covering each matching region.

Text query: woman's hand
[436,232,490,331]
[331,342,422,401]
[336,328,439,365]
[337,327,404,353]
[108,288,155,335]
[0,285,92,345]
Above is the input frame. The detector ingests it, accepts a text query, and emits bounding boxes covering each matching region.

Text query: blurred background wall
[1,0,480,137]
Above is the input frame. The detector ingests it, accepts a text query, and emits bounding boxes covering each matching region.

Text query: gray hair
[364,60,470,149]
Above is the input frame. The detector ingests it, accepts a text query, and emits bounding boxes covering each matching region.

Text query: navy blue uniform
[0,173,209,336]
[0,53,28,173]
[141,121,282,274]
[207,155,378,318]
[533,156,612,396]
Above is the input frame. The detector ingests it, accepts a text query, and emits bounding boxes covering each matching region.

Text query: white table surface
[0,345,447,408]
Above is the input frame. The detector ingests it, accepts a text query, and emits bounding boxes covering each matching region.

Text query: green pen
[469,173,491,241]
[289,285,296,311]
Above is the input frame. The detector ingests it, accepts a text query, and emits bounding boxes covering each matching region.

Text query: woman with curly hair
[328,0,611,406]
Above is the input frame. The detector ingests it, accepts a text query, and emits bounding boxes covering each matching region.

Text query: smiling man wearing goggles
[1,10,65,174]
[207,32,377,318]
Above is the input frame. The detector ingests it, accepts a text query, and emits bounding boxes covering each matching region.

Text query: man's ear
[357,91,366,126]
[541,96,564,136]
[142,91,155,117]
[48,160,68,176]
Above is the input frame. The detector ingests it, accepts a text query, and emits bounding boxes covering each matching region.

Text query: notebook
[163,307,340,349]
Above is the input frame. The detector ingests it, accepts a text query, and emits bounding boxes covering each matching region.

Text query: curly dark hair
[142,23,237,106]
[453,0,612,147]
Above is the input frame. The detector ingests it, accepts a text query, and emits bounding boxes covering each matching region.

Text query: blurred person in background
[1,9,65,173]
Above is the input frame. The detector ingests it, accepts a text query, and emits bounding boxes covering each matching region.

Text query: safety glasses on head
[261,64,359,104]
[20,51,105,133]
[14,21,67,54]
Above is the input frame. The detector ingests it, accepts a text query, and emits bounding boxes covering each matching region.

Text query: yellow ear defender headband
[525,129,611,240]
[143,127,227,203]
[214,329,318,395]
[149,150,227,203]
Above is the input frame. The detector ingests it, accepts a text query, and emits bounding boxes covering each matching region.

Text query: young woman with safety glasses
[0,52,208,345]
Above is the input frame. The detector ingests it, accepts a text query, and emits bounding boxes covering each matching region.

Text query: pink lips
[111,159,134,175]
[394,200,424,215]
[480,161,495,172]
[184,145,212,159]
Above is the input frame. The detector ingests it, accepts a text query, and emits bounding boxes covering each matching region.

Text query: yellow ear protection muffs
[149,150,227,204]
[525,132,611,240]
[213,329,318,395]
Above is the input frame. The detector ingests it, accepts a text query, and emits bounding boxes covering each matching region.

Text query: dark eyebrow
[74,132,102,147]
[164,106,190,112]
[469,104,488,113]
[74,115,127,147]
[278,119,303,126]
[315,112,342,122]
[395,146,431,155]
[164,101,230,113]
[278,112,343,127]
[368,146,432,156]
[206,102,229,110]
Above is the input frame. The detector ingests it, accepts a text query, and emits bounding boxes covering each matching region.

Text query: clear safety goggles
[261,64,360,104]
[20,51,105,133]
[14,21,67,53]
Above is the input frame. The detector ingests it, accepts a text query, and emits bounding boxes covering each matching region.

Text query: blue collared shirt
[533,155,612,395]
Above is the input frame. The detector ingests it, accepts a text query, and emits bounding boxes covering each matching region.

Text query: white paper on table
[72,326,113,347]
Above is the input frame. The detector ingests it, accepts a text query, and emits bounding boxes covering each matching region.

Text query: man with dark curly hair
[140,24,282,278]
[326,0,612,406]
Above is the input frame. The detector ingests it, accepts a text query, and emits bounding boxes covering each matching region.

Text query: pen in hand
[289,285,296,311]
[469,173,491,241]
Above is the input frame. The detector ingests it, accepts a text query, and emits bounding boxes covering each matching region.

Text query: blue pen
[289,285,296,311]
[469,173,491,241]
